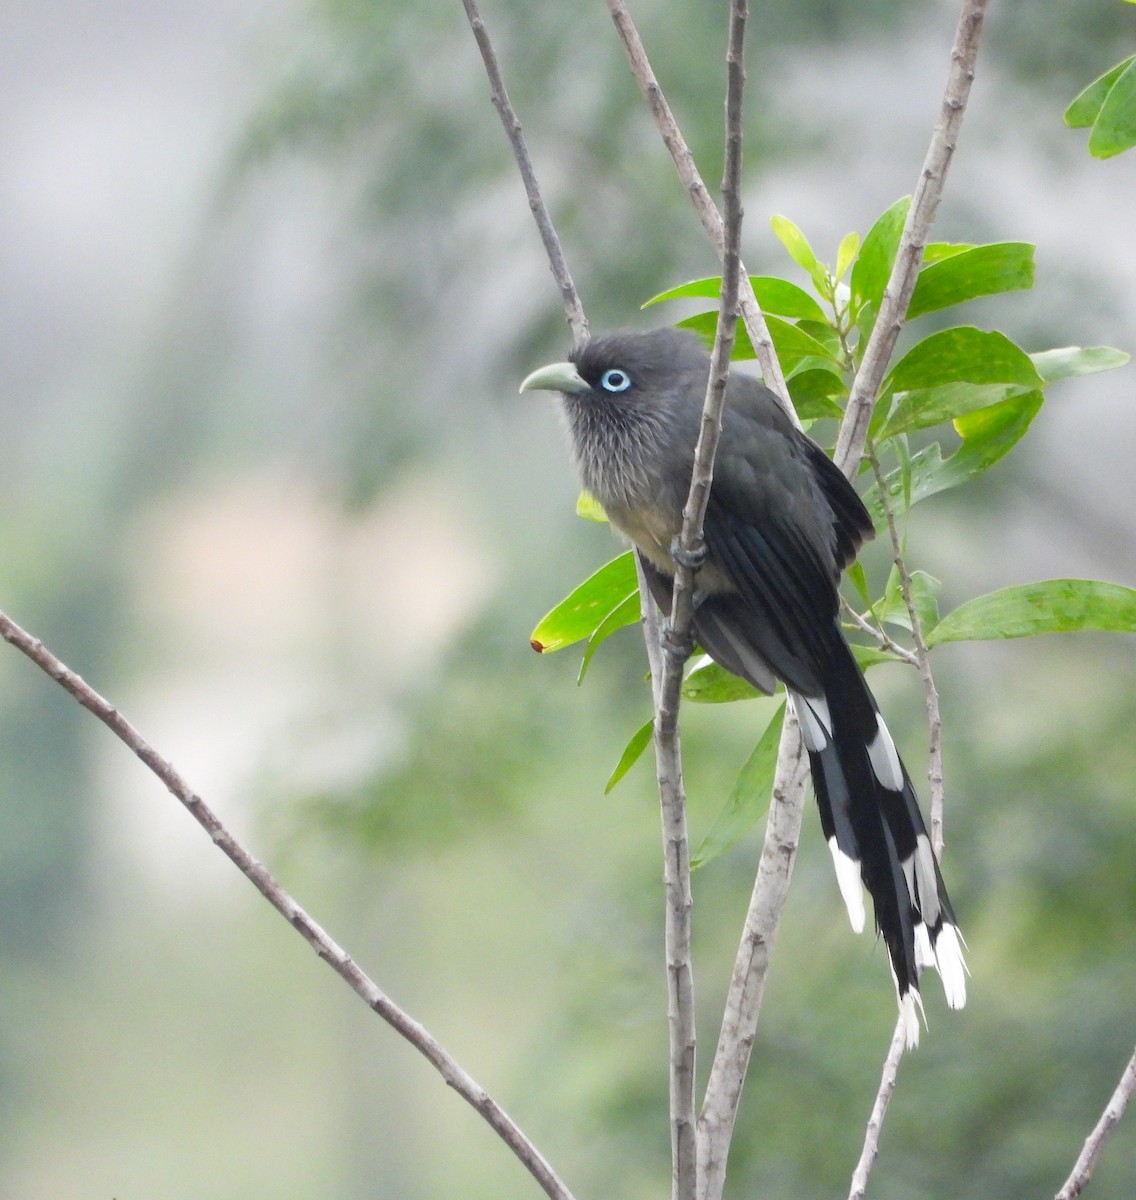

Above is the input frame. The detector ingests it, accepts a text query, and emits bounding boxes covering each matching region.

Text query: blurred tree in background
[0,1,1133,1197]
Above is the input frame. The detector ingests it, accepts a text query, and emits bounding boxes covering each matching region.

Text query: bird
[520,325,966,1046]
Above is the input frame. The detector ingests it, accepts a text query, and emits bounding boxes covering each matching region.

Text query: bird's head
[518,327,710,408]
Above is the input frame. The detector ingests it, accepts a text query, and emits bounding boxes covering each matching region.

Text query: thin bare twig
[1055,1045,1136,1200]
[603,0,795,419]
[868,451,945,853]
[837,6,988,1190]
[834,0,988,477]
[847,1017,907,1200]
[460,0,588,347]
[842,453,944,1191]
[841,596,921,668]
[0,609,577,1200]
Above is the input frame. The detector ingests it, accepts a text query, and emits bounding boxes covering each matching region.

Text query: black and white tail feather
[789,638,967,1047]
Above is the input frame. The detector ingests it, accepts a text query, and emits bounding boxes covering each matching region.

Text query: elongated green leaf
[683,658,767,703]
[1089,57,1136,158]
[885,343,1129,438]
[578,592,642,682]
[850,197,910,323]
[1031,345,1129,382]
[678,312,841,374]
[850,642,907,670]
[1065,54,1136,127]
[531,552,638,653]
[643,275,827,322]
[863,391,1043,526]
[692,702,786,867]
[771,215,829,293]
[927,579,1136,645]
[886,327,1043,393]
[605,718,654,794]
[883,380,1026,438]
[908,243,1035,319]
[836,231,860,283]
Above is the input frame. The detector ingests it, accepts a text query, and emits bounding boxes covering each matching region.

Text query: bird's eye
[600,368,632,393]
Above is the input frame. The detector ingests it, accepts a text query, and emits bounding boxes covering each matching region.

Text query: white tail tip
[827,837,866,933]
[934,922,969,1010]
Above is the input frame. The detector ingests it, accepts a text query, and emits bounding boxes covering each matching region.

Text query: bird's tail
[788,633,967,1048]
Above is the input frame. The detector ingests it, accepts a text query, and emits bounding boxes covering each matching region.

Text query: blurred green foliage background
[0,1,1134,1196]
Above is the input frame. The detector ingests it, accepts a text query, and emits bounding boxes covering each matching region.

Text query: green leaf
[786,360,847,420]
[944,390,1045,483]
[879,568,942,633]
[1031,345,1130,383]
[1065,54,1136,127]
[678,312,840,374]
[927,579,1136,646]
[923,242,974,264]
[605,719,654,794]
[850,197,910,326]
[765,316,842,373]
[691,702,786,867]
[886,327,1043,393]
[884,343,1128,439]
[770,215,829,293]
[683,658,768,703]
[849,642,906,670]
[836,231,860,283]
[907,243,1035,319]
[863,391,1043,526]
[883,380,1026,438]
[643,275,827,322]
[1088,58,1136,158]
[578,592,643,683]
[531,552,638,653]
[846,560,872,609]
[576,490,608,522]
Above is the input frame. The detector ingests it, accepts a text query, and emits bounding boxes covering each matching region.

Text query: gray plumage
[521,326,967,1044]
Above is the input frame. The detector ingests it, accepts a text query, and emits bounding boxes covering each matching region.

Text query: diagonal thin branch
[868,451,945,853]
[847,1016,908,1200]
[1055,1045,1136,1200]
[0,609,577,1200]
[834,0,988,477]
[603,0,795,420]
[460,0,589,347]
[841,596,921,668]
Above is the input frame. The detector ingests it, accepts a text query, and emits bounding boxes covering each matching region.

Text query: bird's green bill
[519,361,589,395]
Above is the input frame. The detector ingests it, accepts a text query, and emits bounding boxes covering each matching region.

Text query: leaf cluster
[1065,0,1136,161]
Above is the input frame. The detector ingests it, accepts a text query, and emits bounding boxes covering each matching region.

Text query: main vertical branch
[644,4,749,1198]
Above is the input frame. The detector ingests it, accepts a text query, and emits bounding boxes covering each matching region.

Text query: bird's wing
[699,499,842,695]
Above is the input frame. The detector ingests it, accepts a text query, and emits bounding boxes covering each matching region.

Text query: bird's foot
[670,536,708,574]
[661,620,694,663]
